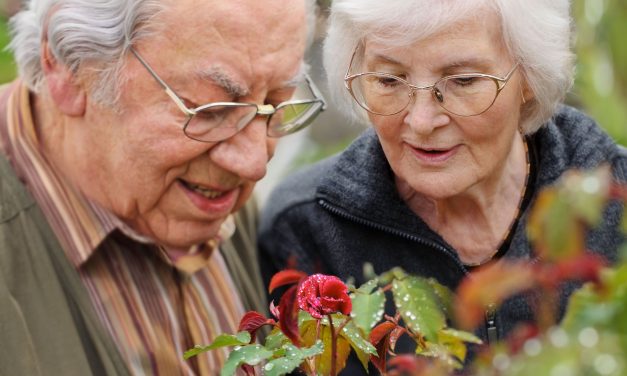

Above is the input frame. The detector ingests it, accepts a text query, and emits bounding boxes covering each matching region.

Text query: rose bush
[184,167,626,376]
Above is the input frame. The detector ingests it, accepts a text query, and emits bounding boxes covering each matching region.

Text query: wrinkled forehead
[144,0,308,84]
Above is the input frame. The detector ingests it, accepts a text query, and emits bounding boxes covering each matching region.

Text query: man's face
[59,0,307,248]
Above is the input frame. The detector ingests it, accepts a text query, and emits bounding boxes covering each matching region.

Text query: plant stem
[328,315,337,376]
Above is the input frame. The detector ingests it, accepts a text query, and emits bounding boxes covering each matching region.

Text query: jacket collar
[316,127,444,242]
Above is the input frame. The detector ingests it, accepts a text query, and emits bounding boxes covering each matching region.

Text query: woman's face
[361,16,527,200]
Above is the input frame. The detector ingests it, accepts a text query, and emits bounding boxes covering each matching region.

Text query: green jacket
[0,140,267,374]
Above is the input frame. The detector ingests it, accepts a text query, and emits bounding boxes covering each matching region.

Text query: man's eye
[196,107,228,122]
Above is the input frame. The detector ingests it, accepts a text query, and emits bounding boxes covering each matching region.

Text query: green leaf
[220,345,273,376]
[426,278,455,317]
[438,328,482,345]
[379,267,407,285]
[184,332,251,359]
[436,328,482,364]
[339,319,378,356]
[298,310,315,326]
[350,279,385,335]
[566,168,611,227]
[263,342,324,376]
[301,318,352,375]
[392,276,446,341]
[265,329,289,350]
[338,318,378,372]
[562,263,627,341]
[417,342,463,370]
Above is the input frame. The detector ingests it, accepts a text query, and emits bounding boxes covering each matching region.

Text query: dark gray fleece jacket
[259,105,626,371]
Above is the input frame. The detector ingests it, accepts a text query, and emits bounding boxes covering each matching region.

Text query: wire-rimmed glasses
[344,45,519,117]
[131,48,326,142]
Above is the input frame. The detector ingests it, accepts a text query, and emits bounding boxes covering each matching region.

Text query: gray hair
[323,0,575,133]
[9,0,164,106]
[9,0,318,107]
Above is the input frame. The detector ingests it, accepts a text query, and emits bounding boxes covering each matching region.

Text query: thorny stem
[328,314,338,376]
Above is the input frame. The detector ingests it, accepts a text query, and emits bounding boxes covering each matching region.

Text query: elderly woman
[259,0,626,352]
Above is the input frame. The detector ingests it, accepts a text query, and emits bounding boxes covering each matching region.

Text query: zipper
[485,303,498,345]
[317,198,470,275]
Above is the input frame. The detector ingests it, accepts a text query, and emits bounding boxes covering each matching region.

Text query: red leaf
[387,354,425,375]
[369,321,397,374]
[269,301,281,320]
[269,269,308,293]
[389,326,406,352]
[454,261,535,330]
[238,311,275,343]
[278,285,301,346]
[553,253,606,285]
[241,364,255,376]
[369,321,397,345]
[506,323,540,354]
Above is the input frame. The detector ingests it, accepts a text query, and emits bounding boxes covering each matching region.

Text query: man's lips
[178,179,239,214]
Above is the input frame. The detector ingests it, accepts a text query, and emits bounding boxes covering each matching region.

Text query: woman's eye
[376,76,402,87]
[451,76,479,86]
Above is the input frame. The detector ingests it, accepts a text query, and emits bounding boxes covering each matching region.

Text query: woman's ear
[520,78,534,105]
[40,41,86,116]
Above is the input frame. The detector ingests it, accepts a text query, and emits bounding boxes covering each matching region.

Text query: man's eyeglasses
[131,48,326,142]
[344,45,519,117]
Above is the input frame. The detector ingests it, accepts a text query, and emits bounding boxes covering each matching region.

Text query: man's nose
[208,116,273,181]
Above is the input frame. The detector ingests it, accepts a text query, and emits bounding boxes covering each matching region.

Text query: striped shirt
[0,82,246,375]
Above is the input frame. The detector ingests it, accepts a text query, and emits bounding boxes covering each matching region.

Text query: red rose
[297,274,352,319]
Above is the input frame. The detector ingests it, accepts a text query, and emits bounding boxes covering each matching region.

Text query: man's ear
[40,41,86,116]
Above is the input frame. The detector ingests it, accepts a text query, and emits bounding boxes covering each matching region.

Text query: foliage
[186,166,626,375]
[0,17,17,84]
[186,267,481,375]
[571,0,627,146]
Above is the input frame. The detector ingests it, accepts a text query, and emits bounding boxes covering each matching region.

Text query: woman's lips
[410,144,459,164]
[178,179,238,215]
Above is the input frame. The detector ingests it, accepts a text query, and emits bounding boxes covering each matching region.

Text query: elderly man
[0,0,324,374]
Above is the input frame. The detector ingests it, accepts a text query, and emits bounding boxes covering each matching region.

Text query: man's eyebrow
[197,67,249,98]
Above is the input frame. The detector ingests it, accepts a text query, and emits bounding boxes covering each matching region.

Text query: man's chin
[149,218,227,250]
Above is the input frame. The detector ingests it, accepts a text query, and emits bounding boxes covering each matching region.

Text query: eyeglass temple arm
[129,48,196,116]
[304,74,327,110]
[496,62,521,91]
[344,45,360,87]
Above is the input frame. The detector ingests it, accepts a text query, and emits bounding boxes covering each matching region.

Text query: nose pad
[433,87,444,103]
[404,87,449,135]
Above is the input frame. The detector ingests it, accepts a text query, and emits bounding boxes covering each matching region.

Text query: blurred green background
[1,0,625,146]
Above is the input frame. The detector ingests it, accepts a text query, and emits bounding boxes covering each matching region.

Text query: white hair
[323,0,575,133]
[9,0,318,107]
